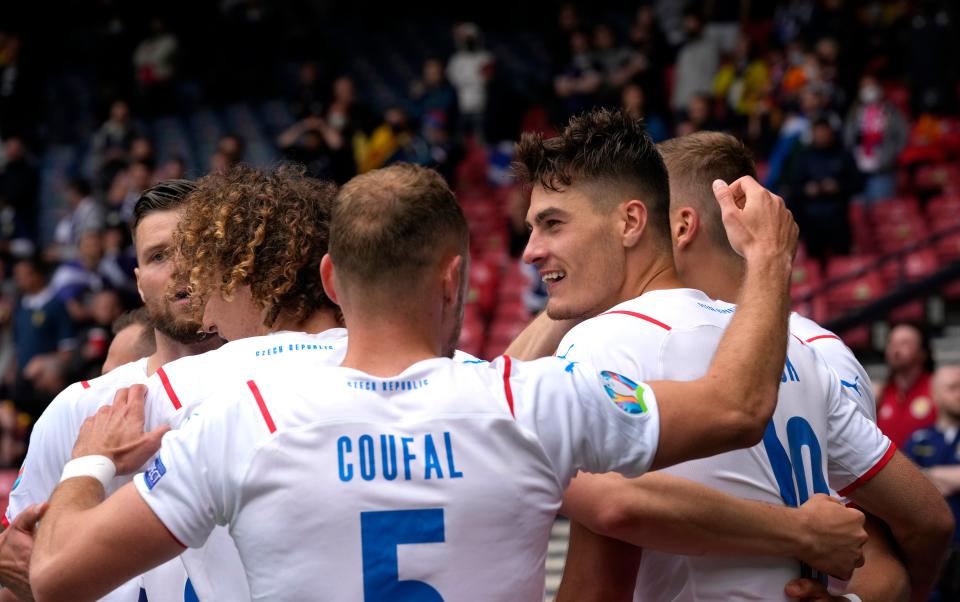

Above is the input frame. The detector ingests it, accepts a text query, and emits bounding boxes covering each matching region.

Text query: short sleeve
[134,402,232,549]
[5,384,84,524]
[509,357,661,487]
[825,375,895,497]
[556,314,666,382]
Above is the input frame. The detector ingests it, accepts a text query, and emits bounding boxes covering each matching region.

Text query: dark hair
[513,108,671,246]
[175,164,339,328]
[13,254,51,278]
[111,307,157,357]
[658,132,757,256]
[68,177,92,197]
[131,179,197,235]
[889,321,936,373]
[331,163,468,288]
[111,306,152,335]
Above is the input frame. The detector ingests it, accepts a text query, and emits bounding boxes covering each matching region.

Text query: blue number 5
[361,509,445,601]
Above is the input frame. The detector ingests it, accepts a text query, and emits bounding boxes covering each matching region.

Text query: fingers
[127,384,148,421]
[712,179,736,214]
[784,578,826,600]
[12,502,48,532]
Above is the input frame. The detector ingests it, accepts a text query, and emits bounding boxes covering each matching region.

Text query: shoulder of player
[789,312,846,346]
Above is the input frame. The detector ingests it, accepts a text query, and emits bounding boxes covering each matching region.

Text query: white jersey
[6,358,188,602]
[555,289,894,602]
[790,313,876,421]
[139,328,348,602]
[134,355,662,601]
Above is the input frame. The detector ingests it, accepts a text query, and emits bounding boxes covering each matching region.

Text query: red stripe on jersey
[837,442,897,497]
[599,310,671,331]
[156,367,182,410]
[791,334,805,346]
[502,356,515,418]
[806,334,842,343]
[246,380,277,434]
[80,380,90,389]
[1,514,8,528]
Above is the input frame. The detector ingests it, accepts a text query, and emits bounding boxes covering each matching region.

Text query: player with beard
[30,162,806,601]
[0,180,222,602]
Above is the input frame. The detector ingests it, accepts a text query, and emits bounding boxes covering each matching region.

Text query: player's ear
[133,267,146,303]
[441,254,463,305]
[673,207,698,251]
[319,254,340,305]
[621,199,648,248]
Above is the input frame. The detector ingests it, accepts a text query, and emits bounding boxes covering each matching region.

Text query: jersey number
[763,416,829,583]
[360,508,445,601]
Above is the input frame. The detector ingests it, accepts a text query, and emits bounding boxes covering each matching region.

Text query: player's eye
[151,250,167,262]
[545,219,562,230]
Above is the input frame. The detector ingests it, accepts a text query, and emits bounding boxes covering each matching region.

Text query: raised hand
[714,176,799,264]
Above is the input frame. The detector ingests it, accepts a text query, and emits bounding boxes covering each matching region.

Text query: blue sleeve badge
[143,456,167,490]
[600,371,649,415]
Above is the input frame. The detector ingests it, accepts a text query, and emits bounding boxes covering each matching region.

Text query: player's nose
[521,232,546,266]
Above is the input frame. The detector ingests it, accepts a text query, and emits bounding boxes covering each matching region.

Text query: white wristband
[842,595,863,602]
[60,455,116,489]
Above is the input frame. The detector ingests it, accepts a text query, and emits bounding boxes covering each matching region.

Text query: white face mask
[860,85,881,104]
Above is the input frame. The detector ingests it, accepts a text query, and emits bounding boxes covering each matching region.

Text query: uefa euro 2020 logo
[600,371,648,415]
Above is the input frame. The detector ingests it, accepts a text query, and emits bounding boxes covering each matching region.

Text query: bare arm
[561,472,866,577]
[504,311,579,360]
[0,503,47,602]
[31,481,182,602]
[649,177,797,469]
[847,451,954,601]
[31,386,177,602]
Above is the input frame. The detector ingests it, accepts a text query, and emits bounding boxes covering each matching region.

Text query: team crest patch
[600,371,648,414]
[144,457,167,490]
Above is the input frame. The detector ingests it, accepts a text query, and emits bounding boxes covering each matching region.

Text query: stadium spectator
[91,100,140,189]
[7,255,75,418]
[410,58,459,133]
[108,160,154,223]
[277,115,349,182]
[447,22,493,141]
[0,136,39,241]
[905,363,960,601]
[844,74,909,204]
[102,307,156,375]
[156,156,187,180]
[546,3,581,73]
[51,178,104,262]
[324,75,372,177]
[591,24,646,96]
[676,93,720,136]
[671,8,719,114]
[621,83,667,143]
[49,231,107,324]
[289,61,328,120]
[627,5,670,113]
[787,117,861,265]
[713,34,771,122]
[878,322,936,448]
[133,16,179,115]
[554,30,602,120]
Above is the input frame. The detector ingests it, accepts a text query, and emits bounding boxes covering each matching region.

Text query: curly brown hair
[173,164,338,328]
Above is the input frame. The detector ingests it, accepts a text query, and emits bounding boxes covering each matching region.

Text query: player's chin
[544,298,580,321]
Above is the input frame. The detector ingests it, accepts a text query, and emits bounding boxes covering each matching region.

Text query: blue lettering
[337,436,353,482]
[444,432,463,479]
[380,435,398,481]
[401,437,416,481]
[359,435,376,481]
[423,434,443,479]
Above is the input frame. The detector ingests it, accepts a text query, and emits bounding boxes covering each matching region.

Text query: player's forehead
[526,184,601,224]
[135,209,182,252]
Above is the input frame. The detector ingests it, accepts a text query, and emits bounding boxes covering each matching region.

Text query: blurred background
[0,0,958,595]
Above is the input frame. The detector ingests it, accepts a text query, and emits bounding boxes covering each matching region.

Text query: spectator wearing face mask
[844,75,908,204]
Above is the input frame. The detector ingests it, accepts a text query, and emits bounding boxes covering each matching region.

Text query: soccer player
[505,114,950,601]
[1,180,223,602]
[102,307,157,374]
[31,162,800,601]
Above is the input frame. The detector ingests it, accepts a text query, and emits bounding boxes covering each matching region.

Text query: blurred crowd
[0,0,957,468]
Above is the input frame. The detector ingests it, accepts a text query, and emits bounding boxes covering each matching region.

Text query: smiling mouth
[541,270,566,284]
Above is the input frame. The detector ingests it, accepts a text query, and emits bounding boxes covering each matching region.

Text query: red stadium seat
[825,256,886,313]
[875,218,929,253]
[926,195,960,229]
[870,197,921,226]
[881,249,940,284]
[889,300,925,323]
[840,325,871,350]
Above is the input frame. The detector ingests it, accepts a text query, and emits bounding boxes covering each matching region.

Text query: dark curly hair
[512,107,671,247]
[173,164,338,328]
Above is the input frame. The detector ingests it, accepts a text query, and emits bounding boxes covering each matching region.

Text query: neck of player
[147,331,222,375]
[340,306,447,378]
[272,308,342,337]
[681,249,746,304]
[621,251,684,303]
